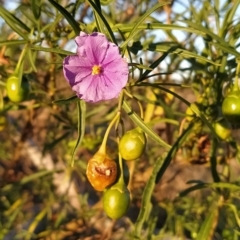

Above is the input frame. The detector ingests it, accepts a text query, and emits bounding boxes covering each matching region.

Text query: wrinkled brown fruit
[86,152,117,191]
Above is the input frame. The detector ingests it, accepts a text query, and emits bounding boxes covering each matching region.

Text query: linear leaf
[31,0,42,20]
[196,199,220,240]
[146,43,220,65]
[0,5,31,33]
[120,2,170,49]
[53,95,78,105]
[155,122,194,183]
[137,83,219,140]
[71,100,86,166]
[134,154,166,238]
[48,0,81,36]
[27,48,37,72]
[30,45,74,55]
[0,40,28,47]
[1,170,56,193]
[220,0,240,38]
[122,100,171,150]
[87,0,117,44]
[180,182,240,197]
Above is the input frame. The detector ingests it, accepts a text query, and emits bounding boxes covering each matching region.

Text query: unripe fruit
[185,106,195,121]
[86,151,117,191]
[222,90,240,124]
[119,128,146,161]
[6,75,30,102]
[213,119,231,140]
[103,182,130,219]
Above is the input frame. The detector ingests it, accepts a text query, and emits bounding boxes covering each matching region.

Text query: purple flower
[63,32,129,103]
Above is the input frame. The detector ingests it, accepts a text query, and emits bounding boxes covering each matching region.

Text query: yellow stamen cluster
[92,65,101,75]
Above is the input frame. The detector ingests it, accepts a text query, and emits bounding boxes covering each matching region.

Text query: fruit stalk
[233,59,240,91]
[98,111,120,154]
[14,45,28,80]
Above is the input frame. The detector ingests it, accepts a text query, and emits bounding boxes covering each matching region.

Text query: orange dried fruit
[86,151,117,191]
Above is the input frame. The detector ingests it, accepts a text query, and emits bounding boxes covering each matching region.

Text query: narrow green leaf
[100,0,113,5]
[207,182,240,191]
[196,198,220,240]
[226,204,240,227]
[155,122,194,183]
[0,5,31,33]
[53,95,78,105]
[120,2,170,49]
[87,0,117,44]
[20,170,56,184]
[94,11,105,35]
[27,208,48,239]
[181,19,240,58]
[220,0,240,38]
[0,12,28,39]
[138,52,169,82]
[179,182,206,197]
[48,0,81,36]
[1,170,56,193]
[94,0,101,9]
[71,100,86,166]
[27,48,37,72]
[146,43,220,66]
[5,207,22,229]
[31,0,42,20]
[210,41,240,58]
[180,182,240,197]
[180,20,224,44]
[134,154,167,238]
[128,63,153,70]
[122,100,171,150]
[0,40,28,47]
[30,45,74,55]
[137,83,219,140]
[112,23,206,36]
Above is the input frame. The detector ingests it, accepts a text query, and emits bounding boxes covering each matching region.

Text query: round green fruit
[103,184,130,219]
[222,90,240,124]
[185,106,195,121]
[213,119,231,140]
[119,128,146,161]
[6,75,30,103]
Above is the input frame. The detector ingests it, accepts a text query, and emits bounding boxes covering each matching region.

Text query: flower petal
[76,32,109,64]
[63,55,92,86]
[84,33,109,64]
[104,58,129,76]
[75,32,88,57]
[72,75,93,99]
[102,42,121,65]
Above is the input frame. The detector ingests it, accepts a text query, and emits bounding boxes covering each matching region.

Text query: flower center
[92,65,102,75]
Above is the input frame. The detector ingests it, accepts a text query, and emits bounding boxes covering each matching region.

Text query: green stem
[123,89,144,119]
[233,59,240,91]
[14,45,28,76]
[118,152,124,183]
[118,90,124,112]
[98,112,120,154]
